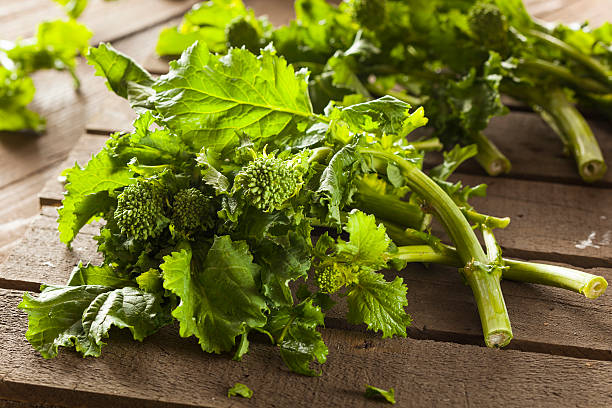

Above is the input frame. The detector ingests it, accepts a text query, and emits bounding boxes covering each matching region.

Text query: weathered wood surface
[0,289,610,408]
[0,0,200,44]
[2,209,609,361]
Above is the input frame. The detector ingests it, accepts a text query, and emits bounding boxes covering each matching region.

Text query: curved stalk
[361,148,512,347]
[391,242,608,299]
[471,132,512,176]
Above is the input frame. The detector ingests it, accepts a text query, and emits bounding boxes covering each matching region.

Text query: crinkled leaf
[67,263,135,288]
[19,285,168,358]
[265,300,327,376]
[227,383,253,399]
[316,142,360,224]
[335,96,411,135]
[152,42,313,150]
[58,143,133,245]
[346,271,411,338]
[160,237,268,354]
[337,211,390,267]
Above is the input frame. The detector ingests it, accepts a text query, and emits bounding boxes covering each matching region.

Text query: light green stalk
[361,148,512,347]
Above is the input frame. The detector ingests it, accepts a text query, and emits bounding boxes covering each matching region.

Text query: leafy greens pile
[156,0,612,182]
[0,19,91,132]
[19,41,608,376]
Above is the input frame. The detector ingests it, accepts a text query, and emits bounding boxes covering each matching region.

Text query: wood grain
[0,0,200,44]
[0,289,610,408]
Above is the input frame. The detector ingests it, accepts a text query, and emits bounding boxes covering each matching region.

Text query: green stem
[391,242,608,299]
[408,137,443,152]
[518,58,612,94]
[537,87,607,182]
[524,28,612,88]
[361,148,512,347]
[471,132,512,176]
[353,180,427,231]
[461,209,510,230]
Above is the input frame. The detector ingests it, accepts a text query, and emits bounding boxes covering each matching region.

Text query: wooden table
[1,1,611,407]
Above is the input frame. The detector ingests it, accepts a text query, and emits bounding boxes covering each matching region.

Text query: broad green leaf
[337,210,390,267]
[19,285,167,358]
[152,42,313,150]
[58,142,133,245]
[346,271,411,338]
[67,262,135,288]
[87,43,154,105]
[265,300,327,376]
[365,385,396,404]
[135,269,164,293]
[161,237,268,353]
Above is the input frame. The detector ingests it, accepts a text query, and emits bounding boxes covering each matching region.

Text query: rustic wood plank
[38,135,107,207]
[0,289,610,408]
[0,0,200,44]
[2,209,610,360]
[455,173,612,268]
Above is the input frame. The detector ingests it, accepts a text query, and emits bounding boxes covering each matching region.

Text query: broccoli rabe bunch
[235,151,308,212]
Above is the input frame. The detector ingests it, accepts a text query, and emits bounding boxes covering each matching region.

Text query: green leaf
[265,300,327,376]
[337,210,390,267]
[156,0,248,56]
[152,42,313,150]
[257,235,311,307]
[160,237,268,354]
[67,263,135,288]
[87,43,154,105]
[365,385,396,404]
[135,269,164,294]
[58,142,133,245]
[429,144,478,181]
[346,271,411,338]
[335,96,412,135]
[19,285,168,358]
[227,382,253,399]
[316,141,360,224]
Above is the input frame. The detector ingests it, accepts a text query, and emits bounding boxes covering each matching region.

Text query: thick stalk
[524,28,612,88]
[361,148,512,347]
[391,243,608,299]
[537,88,607,182]
[353,182,427,231]
[471,132,512,176]
[408,137,443,152]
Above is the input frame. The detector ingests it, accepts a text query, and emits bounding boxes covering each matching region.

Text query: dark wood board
[0,0,200,44]
[1,289,610,408]
[3,209,610,361]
